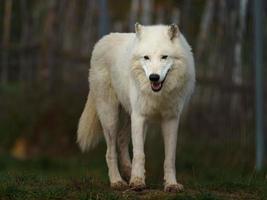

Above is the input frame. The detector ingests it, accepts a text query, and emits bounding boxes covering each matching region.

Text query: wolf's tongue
[151,82,162,90]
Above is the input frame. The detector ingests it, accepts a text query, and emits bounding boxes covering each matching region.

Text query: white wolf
[77,23,195,192]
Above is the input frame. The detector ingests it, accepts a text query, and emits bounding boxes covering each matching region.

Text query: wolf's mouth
[150,70,170,92]
[151,77,167,92]
[151,81,163,92]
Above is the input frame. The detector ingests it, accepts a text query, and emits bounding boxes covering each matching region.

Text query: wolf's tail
[77,93,102,152]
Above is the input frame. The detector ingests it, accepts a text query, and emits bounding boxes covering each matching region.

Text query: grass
[0,139,266,200]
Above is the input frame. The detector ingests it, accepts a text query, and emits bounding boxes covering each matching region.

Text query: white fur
[77,24,195,191]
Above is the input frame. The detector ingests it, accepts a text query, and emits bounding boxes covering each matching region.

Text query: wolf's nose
[149,74,160,82]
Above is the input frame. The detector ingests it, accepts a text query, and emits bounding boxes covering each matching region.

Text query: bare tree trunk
[141,0,154,25]
[63,0,76,51]
[180,0,191,34]
[209,0,226,111]
[19,0,30,84]
[1,0,13,85]
[196,0,215,60]
[231,0,248,130]
[196,0,215,112]
[155,5,164,24]
[81,0,96,55]
[233,0,248,86]
[41,0,58,91]
[129,0,140,31]
[52,0,66,89]
[98,0,109,37]
[33,1,47,83]
[171,8,180,25]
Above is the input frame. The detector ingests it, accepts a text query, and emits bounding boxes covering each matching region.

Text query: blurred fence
[0,0,266,155]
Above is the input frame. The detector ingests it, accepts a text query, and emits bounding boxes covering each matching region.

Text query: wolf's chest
[138,94,180,119]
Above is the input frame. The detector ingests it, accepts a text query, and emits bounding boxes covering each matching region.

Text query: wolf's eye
[161,55,168,60]
[144,56,150,60]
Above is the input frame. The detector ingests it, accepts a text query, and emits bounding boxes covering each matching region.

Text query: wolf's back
[77,33,136,151]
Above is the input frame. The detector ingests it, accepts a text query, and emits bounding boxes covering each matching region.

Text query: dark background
[0,0,266,199]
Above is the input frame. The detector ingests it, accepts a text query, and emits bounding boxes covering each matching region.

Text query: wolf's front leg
[162,117,184,193]
[129,112,146,190]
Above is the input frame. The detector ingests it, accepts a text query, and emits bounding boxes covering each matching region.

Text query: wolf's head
[131,23,195,95]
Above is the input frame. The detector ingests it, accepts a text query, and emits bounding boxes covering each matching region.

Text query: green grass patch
[0,152,266,200]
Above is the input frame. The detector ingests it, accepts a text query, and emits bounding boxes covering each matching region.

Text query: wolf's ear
[168,24,180,40]
[135,22,142,38]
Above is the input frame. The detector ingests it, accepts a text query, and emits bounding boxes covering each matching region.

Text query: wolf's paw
[164,183,184,193]
[111,180,128,190]
[121,165,132,182]
[129,177,146,191]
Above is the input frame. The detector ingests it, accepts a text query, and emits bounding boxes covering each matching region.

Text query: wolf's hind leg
[117,114,131,182]
[96,97,127,190]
